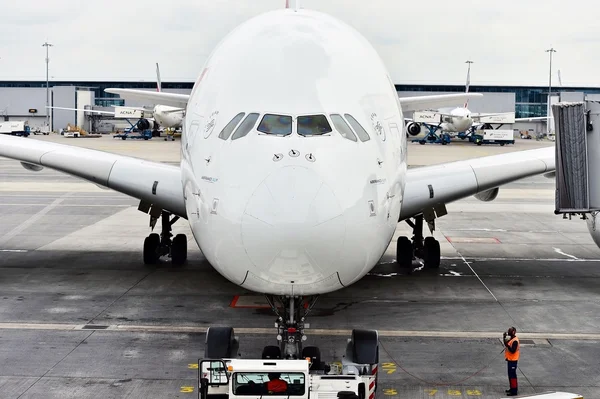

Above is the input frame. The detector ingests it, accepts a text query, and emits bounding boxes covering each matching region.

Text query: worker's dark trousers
[507,360,518,394]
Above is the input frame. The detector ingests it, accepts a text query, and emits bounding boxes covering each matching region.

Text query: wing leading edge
[400,146,555,220]
[0,135,186,218]
[398,93,483,113]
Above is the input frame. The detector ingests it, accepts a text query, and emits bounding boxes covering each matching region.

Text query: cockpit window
[231,113,260,140]
[257,114,292,136]
[330,114,357,142]
[218,112,245,140]
[344,114,371,142]
[297,115,332,136]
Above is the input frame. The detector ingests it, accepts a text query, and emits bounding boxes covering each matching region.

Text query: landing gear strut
[396,214,440,269]
[143,211,187,265]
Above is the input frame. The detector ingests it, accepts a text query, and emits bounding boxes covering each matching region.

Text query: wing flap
[0,135,186,218]
[400,146,555,220]
[398,93,483,112]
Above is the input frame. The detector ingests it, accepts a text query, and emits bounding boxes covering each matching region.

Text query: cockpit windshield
[257,114,292,136]
[297,115,332,136]
[233,372,305,396]
[330,114,357,142]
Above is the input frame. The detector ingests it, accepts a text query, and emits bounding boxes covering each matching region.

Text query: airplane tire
[143,233,160,264]
[351,329,379,365]
[396,236,413,268]
[302,346,322,369]
[423,237,441,269]
[205,326,235,358]
[171,234,187,266]
[262,345,281,359]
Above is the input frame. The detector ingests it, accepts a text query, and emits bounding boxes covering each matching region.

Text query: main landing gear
[396,214,441,269]
[204,296,379,387]
[143,211,187,266]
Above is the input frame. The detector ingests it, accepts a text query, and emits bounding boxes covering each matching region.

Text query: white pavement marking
[553,247,579,260]
[456,250,499,302]
[0,249,28,252]
[0,182,106,192]
[0,322,599,340]
[442,256,600,262]
[0,203,130,207]
[0,192,71,245]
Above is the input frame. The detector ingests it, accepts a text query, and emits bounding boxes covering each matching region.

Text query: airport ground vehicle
[198,356,376,399]
[198,327,378,399]
[0,121,30,137]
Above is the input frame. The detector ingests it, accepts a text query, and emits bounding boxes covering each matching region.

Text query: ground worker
[265,372,288,394]
[503,326,520,396]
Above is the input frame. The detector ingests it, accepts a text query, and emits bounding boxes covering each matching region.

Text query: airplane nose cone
[241,166,346,283]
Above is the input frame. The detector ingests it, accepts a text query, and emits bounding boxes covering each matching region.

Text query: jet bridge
[553,101,600,215]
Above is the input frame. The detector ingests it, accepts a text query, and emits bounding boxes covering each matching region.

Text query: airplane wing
[398,93,483,113]
[48,106,117,116]
[105,89,189,108]
[0,135,186,218]
[400,146,555,220]
[515,117,549,122]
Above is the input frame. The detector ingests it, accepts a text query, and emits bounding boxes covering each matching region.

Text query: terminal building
[1,80,599,133]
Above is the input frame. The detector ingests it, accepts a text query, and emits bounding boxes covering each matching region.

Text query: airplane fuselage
[180,9,407,296]
[153,105,184,129]
[440,107,473,133]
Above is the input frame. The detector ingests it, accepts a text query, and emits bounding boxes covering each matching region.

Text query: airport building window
[344,114,371,142]
[330,114,357,142]
[297,115,332,136]
[232,372,305,396]
[218,112,245,140]
[231,113,260,140]
[257,114,292,136]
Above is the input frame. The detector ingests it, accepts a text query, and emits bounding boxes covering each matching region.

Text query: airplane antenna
[156,62,162,92]
[464,60,473,108]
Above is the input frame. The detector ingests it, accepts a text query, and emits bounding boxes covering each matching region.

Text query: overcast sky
[0,0,597,86]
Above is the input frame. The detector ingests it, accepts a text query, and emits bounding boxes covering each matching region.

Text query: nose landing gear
[143,211,187,266]
[396,214,440,269]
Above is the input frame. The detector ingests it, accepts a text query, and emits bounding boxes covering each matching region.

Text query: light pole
[42,41,53,132]
[546,47,556,136]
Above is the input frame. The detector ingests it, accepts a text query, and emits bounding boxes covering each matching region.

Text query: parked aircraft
[0,4,555,367]
[405,62,545,136]
[48,63,184,133]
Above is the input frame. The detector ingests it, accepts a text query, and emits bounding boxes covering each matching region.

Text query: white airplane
[49,63,185,132]
[0,4,555,367]
[405,62,543,136]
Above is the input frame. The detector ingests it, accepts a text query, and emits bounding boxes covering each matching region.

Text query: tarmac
[0,134,598,399]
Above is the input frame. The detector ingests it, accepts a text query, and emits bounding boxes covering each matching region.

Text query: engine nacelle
[586,213,600,249]
[474,187,499,202]
[406,122,421,136]
[137,118,156,131]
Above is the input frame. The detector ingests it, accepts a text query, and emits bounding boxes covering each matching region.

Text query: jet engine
[474,187,499,202]
[406,122,421,136]
[137,118,156,131]
[586,213,600,249]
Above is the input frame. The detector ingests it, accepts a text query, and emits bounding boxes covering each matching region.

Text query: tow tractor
[197,297,380,399]
[198,356,376,399]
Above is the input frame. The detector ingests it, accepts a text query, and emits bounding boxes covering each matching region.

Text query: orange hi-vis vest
[505,336,520,361]
[266,380,287,393]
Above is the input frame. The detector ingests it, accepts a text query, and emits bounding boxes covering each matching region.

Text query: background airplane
[48,63,184,133]
[405,61,545,136]
[0,4,555,370]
